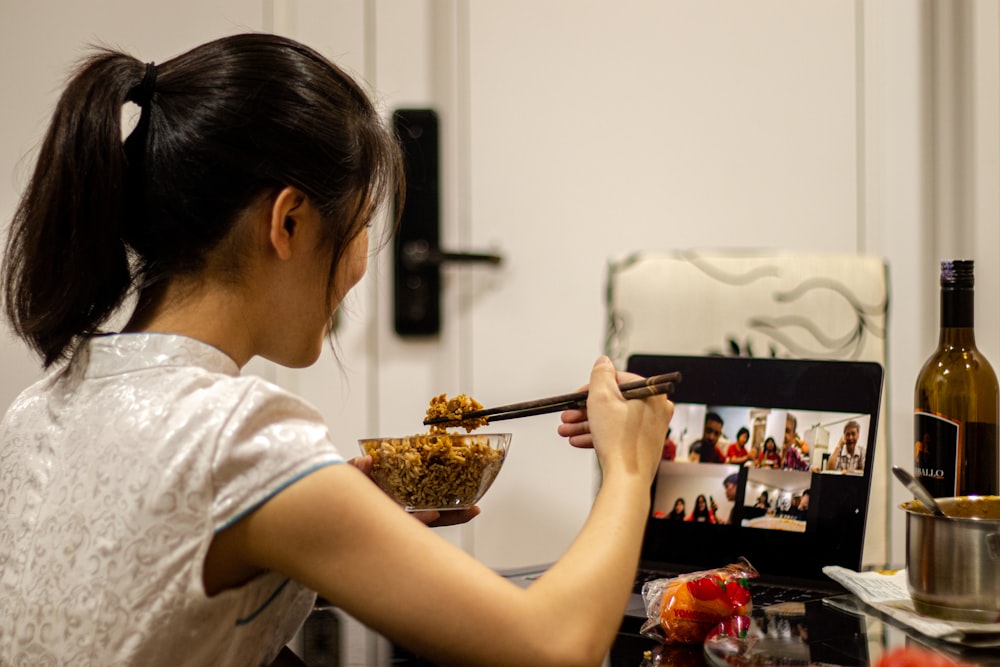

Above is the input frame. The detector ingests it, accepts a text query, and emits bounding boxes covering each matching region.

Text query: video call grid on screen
[626,354,883,578]
[654,402,873,533]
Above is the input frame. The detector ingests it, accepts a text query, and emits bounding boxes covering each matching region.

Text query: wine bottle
[914,260,999,497]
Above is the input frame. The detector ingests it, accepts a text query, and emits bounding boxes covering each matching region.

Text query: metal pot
[902,496,1000,622]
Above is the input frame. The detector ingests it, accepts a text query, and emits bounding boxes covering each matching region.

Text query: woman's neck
[124,280,258,368]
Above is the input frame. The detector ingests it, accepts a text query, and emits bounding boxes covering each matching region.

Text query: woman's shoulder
[83,333,323,416]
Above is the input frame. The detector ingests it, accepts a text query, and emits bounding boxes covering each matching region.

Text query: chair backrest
[604,250,890,566]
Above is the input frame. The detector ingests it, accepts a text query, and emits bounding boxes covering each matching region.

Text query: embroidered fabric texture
[0,333,344,666]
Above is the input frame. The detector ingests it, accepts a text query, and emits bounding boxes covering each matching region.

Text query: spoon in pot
[892,465,949,518]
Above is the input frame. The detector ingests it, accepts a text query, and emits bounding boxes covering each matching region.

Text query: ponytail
[3,52,144,367]
[4,35,404,368]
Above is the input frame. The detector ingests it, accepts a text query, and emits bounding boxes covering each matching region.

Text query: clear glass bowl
[358,433,511,511]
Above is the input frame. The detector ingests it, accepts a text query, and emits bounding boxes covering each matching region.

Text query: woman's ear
[268,186,308,260]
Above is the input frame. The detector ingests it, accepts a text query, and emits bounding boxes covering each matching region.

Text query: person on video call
[789,489,810,520]
[666,498,686,520]
[758,436,781,468]
[688,412,725,463]
[685,494,717,523]
[826,420,865,472]
[781,413,810,471]
[725,426,751,464]
[711,473,740,524]
[662,427,678,461]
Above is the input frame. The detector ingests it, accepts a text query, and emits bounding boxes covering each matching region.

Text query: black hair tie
[123,62,157,224]
[132,62,158,107]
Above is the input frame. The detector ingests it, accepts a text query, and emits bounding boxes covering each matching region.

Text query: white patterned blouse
[0,333,344,666]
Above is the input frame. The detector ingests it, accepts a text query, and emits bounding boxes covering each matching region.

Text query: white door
[454,0,869,569]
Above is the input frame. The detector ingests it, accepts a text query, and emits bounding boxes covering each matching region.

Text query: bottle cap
[941,260,975,288]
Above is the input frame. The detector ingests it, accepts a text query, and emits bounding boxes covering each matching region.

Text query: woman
[666,498,686,520]
[685,494,717,523]
[758,436,781,468]
[725,426,751,464]
[0,34,672,666]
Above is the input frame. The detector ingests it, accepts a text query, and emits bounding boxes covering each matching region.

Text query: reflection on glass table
[608,596,1000,667]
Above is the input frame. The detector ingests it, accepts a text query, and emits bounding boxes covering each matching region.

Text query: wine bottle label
[914,412,960,497]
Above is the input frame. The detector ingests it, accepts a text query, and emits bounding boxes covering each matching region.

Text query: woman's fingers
[412,506,481,527]
[348,455,373,476]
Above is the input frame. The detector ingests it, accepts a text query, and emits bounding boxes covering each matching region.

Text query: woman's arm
[212,357,671,667]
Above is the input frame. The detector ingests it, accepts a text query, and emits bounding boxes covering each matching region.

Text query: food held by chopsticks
[426,393,489,433]
[423,372,680,427]
[360,392,505,510]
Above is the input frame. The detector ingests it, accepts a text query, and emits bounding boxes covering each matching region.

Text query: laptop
[502,353,884,624]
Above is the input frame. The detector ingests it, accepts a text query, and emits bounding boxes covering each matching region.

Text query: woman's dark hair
[763,437,777,451]
[690,494,711,519]
[705,411,723,426]
[3,33,403,366]
[668,498,685,519]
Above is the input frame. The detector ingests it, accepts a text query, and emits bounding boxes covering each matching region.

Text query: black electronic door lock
[393,108,502,337]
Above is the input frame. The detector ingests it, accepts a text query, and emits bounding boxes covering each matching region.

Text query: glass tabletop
[605,595,1000,667]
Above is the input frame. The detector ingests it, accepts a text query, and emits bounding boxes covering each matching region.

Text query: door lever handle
[401,240,503,271]
[393,108,504,336]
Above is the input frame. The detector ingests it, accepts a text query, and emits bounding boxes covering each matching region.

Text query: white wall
[2,0,999,578]
[0,1,263,410]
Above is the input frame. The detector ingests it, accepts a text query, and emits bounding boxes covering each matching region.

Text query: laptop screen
[627,354,884,583]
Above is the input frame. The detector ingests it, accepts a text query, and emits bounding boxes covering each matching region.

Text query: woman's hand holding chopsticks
[423,369,678,427]
[558,356,674,483]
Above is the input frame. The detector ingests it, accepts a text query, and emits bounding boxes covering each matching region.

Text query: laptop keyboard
[632,568,830,607]
[746,582,829,606]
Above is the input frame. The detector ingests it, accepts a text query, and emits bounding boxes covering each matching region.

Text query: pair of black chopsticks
[422,372,681,426]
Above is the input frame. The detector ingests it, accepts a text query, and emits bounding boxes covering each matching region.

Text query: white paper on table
[822,566,1000,648]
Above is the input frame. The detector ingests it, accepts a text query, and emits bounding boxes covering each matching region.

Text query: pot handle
[988,533,1000,560]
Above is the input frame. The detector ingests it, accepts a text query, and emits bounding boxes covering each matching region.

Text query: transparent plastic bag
[640,557,758,644]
